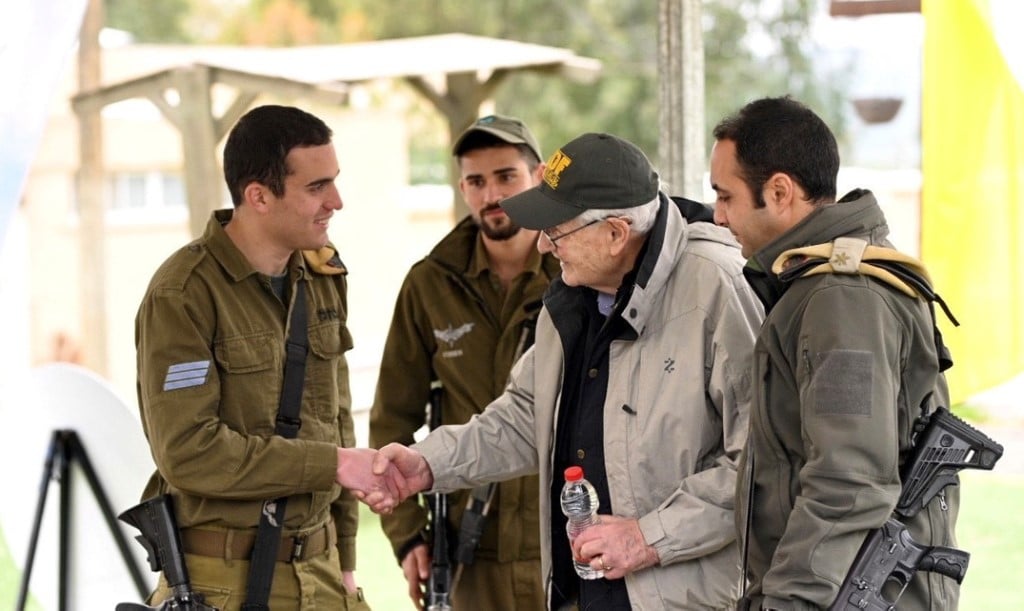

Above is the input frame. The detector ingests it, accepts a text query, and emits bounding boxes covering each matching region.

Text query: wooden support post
[407,70,506,222]
[658,0,705,199]
[174,66,225,239]
[76,0,108,375]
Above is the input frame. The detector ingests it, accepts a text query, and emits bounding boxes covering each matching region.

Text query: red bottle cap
[564,466,583,482]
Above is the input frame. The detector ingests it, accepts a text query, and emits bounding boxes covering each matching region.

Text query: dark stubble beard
[477,204,521,241]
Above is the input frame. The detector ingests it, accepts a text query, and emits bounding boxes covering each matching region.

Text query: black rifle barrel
[426,381,453,611]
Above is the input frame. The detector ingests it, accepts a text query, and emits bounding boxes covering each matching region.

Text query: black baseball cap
[452,114,542,162]
[500,132,659,230]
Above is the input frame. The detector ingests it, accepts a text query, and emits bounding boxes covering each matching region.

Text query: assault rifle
[425,380,453,611]
[116,495,218,611]
[829,407,1003,610]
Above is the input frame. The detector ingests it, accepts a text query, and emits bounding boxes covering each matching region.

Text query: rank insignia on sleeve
[163,360,211,391]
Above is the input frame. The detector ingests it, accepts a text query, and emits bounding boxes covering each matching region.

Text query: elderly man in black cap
[363,132,763,610]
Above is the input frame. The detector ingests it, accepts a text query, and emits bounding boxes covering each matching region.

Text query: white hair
[577,192,661,236]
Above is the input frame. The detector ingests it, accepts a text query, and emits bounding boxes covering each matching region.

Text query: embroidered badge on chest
[434,322,475,358]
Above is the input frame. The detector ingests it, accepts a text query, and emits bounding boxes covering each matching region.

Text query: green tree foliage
[104,0,846,186]
[704,0,848,145]
[227,0,339,44]
[330,0,846,178]
[105,0,193,43]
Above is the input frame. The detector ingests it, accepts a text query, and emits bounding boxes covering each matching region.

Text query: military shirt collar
[205,209,309,283]
[744,189,889,311]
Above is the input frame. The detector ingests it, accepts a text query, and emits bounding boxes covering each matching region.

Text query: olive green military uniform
[136,210,368,610]
[369,216,560,609]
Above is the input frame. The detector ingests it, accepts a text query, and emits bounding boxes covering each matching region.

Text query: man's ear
[242,182,269,211]
[606,216,633,256]
[763,172,796,212]
[532,162,547,184]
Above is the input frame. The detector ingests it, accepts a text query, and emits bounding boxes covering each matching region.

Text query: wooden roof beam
[830,0,920,16]
[71,69,178,114]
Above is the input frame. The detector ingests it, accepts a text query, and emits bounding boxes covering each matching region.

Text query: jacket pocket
[214,331,276,373]
[308,320,352,359]
[306,321,354,423]
[213,331,278,432]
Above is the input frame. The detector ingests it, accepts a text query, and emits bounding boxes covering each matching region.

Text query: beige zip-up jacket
[415,195,764,609]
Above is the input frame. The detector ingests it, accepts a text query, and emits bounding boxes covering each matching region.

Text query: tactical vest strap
[773,238,958,372]
[772,237,933,299]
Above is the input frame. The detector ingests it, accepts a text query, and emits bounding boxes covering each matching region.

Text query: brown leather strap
[180,521,335,564]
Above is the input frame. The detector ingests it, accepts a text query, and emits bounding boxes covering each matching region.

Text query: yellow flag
[922,0,1024,402]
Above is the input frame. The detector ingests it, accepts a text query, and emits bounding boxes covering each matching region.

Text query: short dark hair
[712,96,838,208]
[223,105,333,206]
[455,131,542,169]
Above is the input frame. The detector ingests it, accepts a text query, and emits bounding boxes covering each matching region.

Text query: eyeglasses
[540,218,604,249]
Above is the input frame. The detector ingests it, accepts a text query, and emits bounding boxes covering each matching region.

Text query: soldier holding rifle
[369,115,555,610]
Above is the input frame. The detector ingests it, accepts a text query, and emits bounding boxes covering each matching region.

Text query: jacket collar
[546,192,736,336]
[744,189,891,311]
[205,209,310,283]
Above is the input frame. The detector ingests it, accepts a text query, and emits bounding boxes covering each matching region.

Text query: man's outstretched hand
[336,447,410,513]
[355,443,435,514]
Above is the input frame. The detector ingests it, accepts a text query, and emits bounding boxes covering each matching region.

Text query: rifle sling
[242,282,309,611]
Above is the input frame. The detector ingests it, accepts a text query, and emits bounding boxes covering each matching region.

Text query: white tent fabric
[0,0,87,250]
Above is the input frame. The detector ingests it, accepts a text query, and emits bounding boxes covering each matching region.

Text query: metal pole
[68,430,150,598]
[58,433,71,611]
[17,431,60,611]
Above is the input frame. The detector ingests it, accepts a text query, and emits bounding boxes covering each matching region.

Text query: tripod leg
[58,431,70,611]
[16,430,60,611]
[65,430,151,599]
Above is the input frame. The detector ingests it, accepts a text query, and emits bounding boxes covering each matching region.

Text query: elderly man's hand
[336,447,409,513]
[570,514,660,580]
[346,443,435,514]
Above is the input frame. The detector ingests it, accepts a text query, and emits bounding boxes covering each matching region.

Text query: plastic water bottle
[560,466,604,579]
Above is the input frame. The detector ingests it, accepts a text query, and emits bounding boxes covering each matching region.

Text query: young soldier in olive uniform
[135,105,381,611]
[369,116,557,610]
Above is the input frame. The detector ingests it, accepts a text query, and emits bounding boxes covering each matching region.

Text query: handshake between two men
[335,444,432,513]
[336,443,661,584]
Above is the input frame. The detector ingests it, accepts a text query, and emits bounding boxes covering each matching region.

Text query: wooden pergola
[67,33,599,374]
[71,33,602,238]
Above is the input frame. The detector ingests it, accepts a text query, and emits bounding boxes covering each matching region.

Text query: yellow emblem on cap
[543,149,572,189]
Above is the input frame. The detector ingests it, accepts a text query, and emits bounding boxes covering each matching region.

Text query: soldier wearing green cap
[369,115,556,610]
